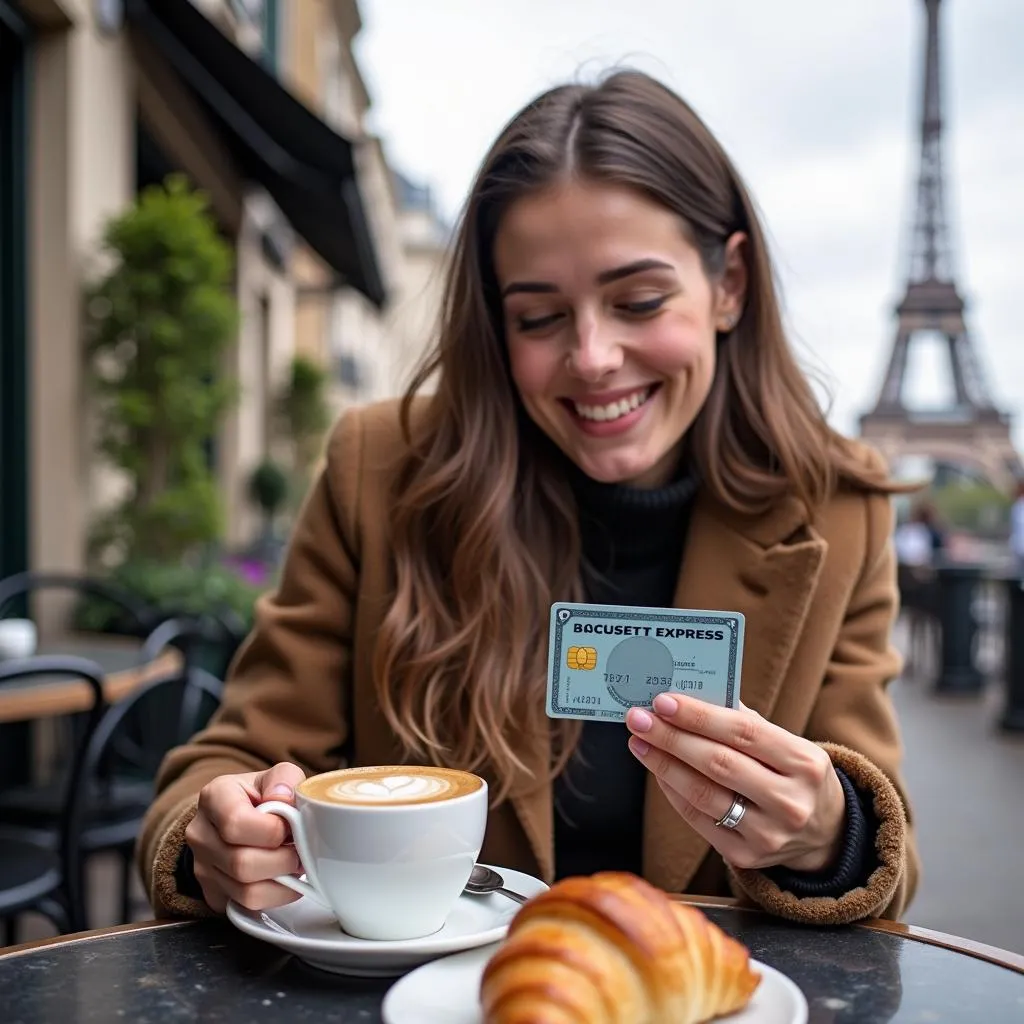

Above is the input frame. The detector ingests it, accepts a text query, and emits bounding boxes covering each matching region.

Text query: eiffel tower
[859,0,1022,489]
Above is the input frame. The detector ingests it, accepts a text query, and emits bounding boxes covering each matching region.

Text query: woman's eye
[620,296,667,316]
[516,312,563,332]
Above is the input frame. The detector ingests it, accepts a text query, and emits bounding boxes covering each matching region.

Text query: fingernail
[268,784,293,797]
[629,736,651,758]
[629,708,654,732]
[653,693,678,716]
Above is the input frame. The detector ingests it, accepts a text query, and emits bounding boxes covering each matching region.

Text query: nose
[567,315,623,382]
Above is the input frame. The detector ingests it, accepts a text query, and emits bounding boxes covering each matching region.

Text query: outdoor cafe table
[2,897,1022,1023]
[0,636,181,725]
[0,636,181,788]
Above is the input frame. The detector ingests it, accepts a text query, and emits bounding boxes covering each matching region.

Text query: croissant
[479,871,760,1024]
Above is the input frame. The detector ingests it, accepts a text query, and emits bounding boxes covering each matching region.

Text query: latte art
[328,774,453,804]
[299,765,483,807]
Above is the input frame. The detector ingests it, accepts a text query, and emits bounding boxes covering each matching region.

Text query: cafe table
[0,635,181,725]
[0,636,182,788]
[2,896,1022,1023]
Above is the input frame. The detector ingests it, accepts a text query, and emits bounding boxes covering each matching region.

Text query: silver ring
[714,793,747,830]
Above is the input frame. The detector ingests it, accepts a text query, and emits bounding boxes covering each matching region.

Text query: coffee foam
[328,775,451,804]
[299,766,482,807]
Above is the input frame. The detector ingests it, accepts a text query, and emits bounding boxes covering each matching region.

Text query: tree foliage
[931,481,1011,535]
[84,174,240,564]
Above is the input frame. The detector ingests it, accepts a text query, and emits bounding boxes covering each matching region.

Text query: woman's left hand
[625,692,846,873]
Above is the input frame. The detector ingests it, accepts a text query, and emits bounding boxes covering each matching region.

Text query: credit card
[545,601,745,722]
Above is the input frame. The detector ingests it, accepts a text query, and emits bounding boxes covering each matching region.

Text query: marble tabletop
[2,907,1022,1023]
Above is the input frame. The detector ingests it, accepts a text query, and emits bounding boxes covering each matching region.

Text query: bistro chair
[0,578,235,926]
[0,569,161,783]
[0,660,224,929]
[140,612,245,682]
[0,570,161,639]
[0,571,160,912]
[0,656,107,944]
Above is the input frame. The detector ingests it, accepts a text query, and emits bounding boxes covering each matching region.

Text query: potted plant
[246,458,290,562]
[78,174,249,637]
[277,355,331,490]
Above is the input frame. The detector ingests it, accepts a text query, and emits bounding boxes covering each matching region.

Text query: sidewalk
[890,615,1024,954]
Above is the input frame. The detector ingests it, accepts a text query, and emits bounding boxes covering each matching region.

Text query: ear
[713,231,748,332]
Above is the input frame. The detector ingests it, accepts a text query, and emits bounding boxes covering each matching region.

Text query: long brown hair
[374,70,899,800]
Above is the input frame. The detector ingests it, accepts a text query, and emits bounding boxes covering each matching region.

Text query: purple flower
[222,556,269,586]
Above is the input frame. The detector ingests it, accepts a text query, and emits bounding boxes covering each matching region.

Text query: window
[337,353,363,389]
[228,0,280,72]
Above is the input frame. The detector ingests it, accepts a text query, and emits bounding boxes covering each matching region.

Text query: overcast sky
[355,0,1024,452]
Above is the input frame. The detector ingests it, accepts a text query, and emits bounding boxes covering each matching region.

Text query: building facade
[282,0,449,410]
[0,0,446,606]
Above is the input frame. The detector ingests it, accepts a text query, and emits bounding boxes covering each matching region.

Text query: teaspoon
[464,864,529,905]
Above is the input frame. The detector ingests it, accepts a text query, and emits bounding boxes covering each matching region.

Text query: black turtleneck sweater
[554,460,878,900]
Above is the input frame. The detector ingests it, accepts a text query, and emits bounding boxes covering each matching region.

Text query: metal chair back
[0,656,108,931]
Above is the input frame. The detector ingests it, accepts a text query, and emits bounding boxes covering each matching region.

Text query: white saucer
[225,865,547,978]
[382,943,809,1024]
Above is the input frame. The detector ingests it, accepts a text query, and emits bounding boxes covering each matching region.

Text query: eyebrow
[500,258,675,298]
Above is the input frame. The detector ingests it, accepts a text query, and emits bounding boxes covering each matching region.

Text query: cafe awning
[125,0,386,308]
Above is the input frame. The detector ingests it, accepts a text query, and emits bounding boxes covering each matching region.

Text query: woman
[139,70,918,927]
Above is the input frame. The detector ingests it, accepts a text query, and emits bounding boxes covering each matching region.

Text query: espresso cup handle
[255,800,330,909]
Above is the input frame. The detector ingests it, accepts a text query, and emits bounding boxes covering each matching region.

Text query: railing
[899,557,1024,731]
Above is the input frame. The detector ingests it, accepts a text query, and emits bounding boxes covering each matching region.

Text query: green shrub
[73,560,268,637]
[248,459,290,519]
[930,482,1011,535]
[83,174,240,565]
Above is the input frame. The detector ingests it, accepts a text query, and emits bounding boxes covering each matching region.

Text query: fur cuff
[727,742,908,925]
[149,795,218,920]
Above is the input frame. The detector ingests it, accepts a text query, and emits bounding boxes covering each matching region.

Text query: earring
[719,313,739,332]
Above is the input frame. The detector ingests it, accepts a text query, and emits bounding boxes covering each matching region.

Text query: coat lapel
[642,491,827,893]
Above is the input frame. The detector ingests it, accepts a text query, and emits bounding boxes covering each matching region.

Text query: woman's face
[495,180,746,488]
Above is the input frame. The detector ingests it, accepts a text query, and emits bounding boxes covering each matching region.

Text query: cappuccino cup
[257,764,487,941]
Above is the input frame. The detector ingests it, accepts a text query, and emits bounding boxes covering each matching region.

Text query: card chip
[566,646,598,670]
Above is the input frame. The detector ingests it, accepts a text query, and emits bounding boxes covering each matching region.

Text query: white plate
[382,942,808,1024]
[225,865,547,978]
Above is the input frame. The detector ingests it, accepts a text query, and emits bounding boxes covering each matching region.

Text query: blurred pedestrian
[894,501,944,675]
[895,501,946,568]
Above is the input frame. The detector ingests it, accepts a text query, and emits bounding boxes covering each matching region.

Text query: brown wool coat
[139,398,919,926]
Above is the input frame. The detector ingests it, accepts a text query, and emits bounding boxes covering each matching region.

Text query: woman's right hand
[184,761,307,913]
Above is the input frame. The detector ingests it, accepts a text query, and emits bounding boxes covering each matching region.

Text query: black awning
[125,0,386,308]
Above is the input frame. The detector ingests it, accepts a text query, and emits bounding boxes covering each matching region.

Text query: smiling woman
[140,69,920,936]
[376,70,907,795]
[496,182,742,488]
